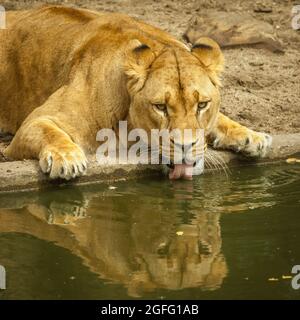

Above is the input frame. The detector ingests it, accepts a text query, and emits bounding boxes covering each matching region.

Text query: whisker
[206,151,220,170]
[205,149,230,178]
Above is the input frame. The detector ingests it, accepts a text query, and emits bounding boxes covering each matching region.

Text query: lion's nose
[171,138,199,151]
[185,159,197,167]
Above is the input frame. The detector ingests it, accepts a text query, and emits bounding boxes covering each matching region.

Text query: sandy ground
[0,0,299,155]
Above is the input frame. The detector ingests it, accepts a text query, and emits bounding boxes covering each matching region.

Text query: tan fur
[0,5,271,180]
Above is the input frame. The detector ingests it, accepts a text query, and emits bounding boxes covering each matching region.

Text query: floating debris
[176,231,184,236]
[108,186,117,190]
[286,158,300,164]
[268,277,279,281]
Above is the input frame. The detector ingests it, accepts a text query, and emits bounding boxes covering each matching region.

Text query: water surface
[0,163,300,299]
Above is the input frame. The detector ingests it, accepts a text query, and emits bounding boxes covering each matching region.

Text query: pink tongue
[169,164,193,180]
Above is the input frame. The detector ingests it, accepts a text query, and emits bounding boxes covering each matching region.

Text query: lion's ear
[191,37,224,86]
[124,40,155,94]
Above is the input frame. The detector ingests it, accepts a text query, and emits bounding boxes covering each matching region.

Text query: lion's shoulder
[35,5,102,22]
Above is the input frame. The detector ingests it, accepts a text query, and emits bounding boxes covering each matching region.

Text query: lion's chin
[168,164,194,180]
[165,158,205,180]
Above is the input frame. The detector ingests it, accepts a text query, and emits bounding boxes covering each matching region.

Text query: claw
[39,144,87,180]
[72,164,78,178]
[47,155,52,173]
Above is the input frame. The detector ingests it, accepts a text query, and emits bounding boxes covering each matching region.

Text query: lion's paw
[39,143,87,180]
[213,130,272,158]
[46,200,89,225]
[241,131,272,157]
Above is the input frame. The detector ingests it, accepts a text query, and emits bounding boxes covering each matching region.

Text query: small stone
[279,105,289,111]
[254,6,273,13]
[292,120,300,128]
[238,110,259,122]
[249,61,264,67]
[237,75,252,86]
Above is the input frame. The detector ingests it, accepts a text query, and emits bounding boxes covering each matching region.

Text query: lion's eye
[153,104,168,115]
[197,101,209,114]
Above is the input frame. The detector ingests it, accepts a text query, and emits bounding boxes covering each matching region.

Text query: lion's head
[124,37,224,179]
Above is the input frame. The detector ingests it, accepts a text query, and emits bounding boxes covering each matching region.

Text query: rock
[183,12,284,53]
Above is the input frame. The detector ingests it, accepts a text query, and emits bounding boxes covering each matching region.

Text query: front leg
[209,112,272,157]
[4,117,87,180]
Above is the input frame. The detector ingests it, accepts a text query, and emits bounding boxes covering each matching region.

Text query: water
[0,163,300,300]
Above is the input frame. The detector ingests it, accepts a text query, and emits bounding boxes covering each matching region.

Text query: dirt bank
[0,134,299,193]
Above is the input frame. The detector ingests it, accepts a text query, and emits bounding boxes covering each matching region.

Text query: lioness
[0,5,271,180]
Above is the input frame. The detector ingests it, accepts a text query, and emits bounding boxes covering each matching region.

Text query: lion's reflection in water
[0,182,227,298]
